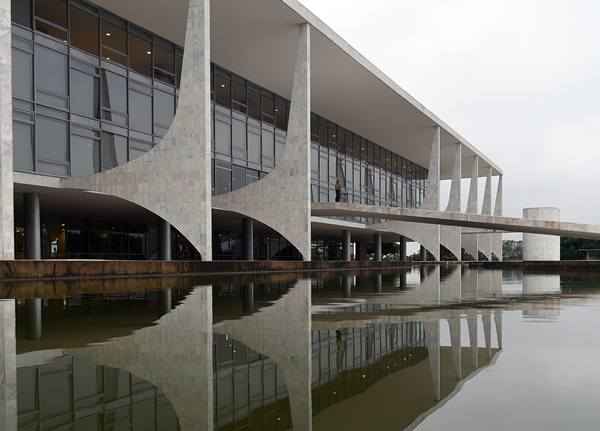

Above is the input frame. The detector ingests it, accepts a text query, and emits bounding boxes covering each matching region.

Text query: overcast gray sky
[299,0,600,224]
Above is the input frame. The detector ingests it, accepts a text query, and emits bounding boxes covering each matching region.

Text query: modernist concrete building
[1,0,512,263]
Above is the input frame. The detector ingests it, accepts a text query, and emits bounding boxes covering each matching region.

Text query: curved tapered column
[215,280,312,431]
[442,142,462,260]
[493,176,504,261]
[62,0,213,260]
[482,311,492,358]
[0,300,16,431]
[467,314,479,368]
[213,24,312,260]
[72,286,214,431]
[371,128,441,260]
[479,168,494,260]
[0,0,14,260]
[494,310,503,349]
[462,156,479,260]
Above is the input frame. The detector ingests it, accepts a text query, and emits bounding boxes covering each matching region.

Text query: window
[232,115,247,162]
[129,83,152,134]
[154,38,174,84]
[35,0,68,40]
[275,97,288,130]
[247,86,260,120]
[12,47,33,101]
[129,32,152,77]
[232,165,245,191]
[153,90,174,137]
[247,123,261,168]
[70,128,100,176]
[70,4,99,55]
[246,168,259,185]
[261,92,274,125]
[261,127,274,169]
[35,45,68,109]
[214,160,231,195]
[13,120,34,171]
[101,70,127,125]
[71,67,99,118]
[36,114,68,176]
[175,50,183,88]
[12,0,32,28]
[130,139,153,160]
[101,132,127,170]
[215,69,231,108]
[232,77,246,113]
[214,108,231,157]
[101,16,127,65]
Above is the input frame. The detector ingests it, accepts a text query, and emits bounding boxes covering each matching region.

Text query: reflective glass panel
[12,48,33,100]
[12,0,32,28]
[129,89,152,134]
[37,115,68,163]
[71,134,100,176]
[101,132,127,169]
[71,69,99,118]
[13,121,34,171]
[101,17,127,65]
[35,0,67,39]
[35,45,68,109]
[129,33,152,77]
[70,5,99,55]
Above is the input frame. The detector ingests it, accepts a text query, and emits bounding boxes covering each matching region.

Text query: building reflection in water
[0,268,567,431]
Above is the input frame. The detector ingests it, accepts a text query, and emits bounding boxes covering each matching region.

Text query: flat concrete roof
[89,0,502,179]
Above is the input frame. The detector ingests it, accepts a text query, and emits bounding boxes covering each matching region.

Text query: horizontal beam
[312,203,600,240]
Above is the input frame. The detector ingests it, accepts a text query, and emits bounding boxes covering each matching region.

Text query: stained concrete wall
[523,208,560,261]
[213,24,312,261]
[0,0,14,260]
[62,0,213,260]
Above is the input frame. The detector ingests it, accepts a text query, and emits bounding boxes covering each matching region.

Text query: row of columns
[341,231,408,262]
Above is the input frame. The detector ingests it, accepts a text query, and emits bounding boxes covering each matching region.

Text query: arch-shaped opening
[212,209,302,260]
[13,187,203,260]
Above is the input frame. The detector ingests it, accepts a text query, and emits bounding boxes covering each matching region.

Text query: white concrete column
[160,289,173,315]
[422,126,441,211]
[493,176,504,261]
[523,208,561,261]
[494,309,503,349]
[343,230,352,262]
[0,0,14,260]
[446,143,462,212]
[62,0,213,261]
[482,311,492,359]
[26,299,42,340]
[479,168,494,260]
[24,193,41,259]
[243,218,254,260]
[212,24,312,261]
[0,300,16,431]
[375,233,383,262]
[467,314,479,368]
[463,156,480,260]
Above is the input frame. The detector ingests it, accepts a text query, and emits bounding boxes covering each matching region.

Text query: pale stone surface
[493,176,504,261]
[213,25,312,260]
[0,0,14,259]
[448,317,462,379]
[422,127,441,211]
[63,0,213,260]
[523,207,561,261]
[463,156,480,260]
[0,300,16,431]
[441,143,462,260]
[71,286,214,431]
[215,280,312,431]
[479,168,494,260]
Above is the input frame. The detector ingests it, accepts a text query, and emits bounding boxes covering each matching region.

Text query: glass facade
[10,0,427,209]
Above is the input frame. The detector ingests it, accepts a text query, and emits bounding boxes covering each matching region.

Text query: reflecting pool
[1,266,600,430]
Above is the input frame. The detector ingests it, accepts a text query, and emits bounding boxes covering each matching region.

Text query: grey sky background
[299,0,600,225]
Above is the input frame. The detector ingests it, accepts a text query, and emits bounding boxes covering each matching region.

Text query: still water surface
[1,267,599,430]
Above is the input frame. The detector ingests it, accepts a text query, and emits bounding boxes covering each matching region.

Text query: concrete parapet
[523,207,560,261]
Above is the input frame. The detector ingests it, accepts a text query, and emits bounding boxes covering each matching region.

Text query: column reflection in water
[216,279,312,431]
[69,285,215,431]
[1,300,17,431]
[25,299,42,340]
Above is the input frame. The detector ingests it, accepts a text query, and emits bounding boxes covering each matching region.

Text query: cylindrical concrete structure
[522,208,560,261]
[243,218,254,260]
[160,220,172,261]
[24,193,41,260]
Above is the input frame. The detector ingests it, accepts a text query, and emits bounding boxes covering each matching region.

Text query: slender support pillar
[376,273,383,293]
[0,300,16,431]
[243,218,254,260]
[342,230,352,262]
[493,176,504,261]
[358,240,368,261]
[479,168,493,260]
[482,311,493,359]
[0,0,14,260]
[24,193,41,259]
[399,237,407,262]
[467,314,479,368]
[494,309,503,349]
[422,126,441,211]
[26,298,42,340]
[343,275,352,298]
[160,220,172,261]
[463,156,480,261]
[375,233,383,262]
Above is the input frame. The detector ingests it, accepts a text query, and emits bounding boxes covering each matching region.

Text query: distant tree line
[561,237,600,260]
